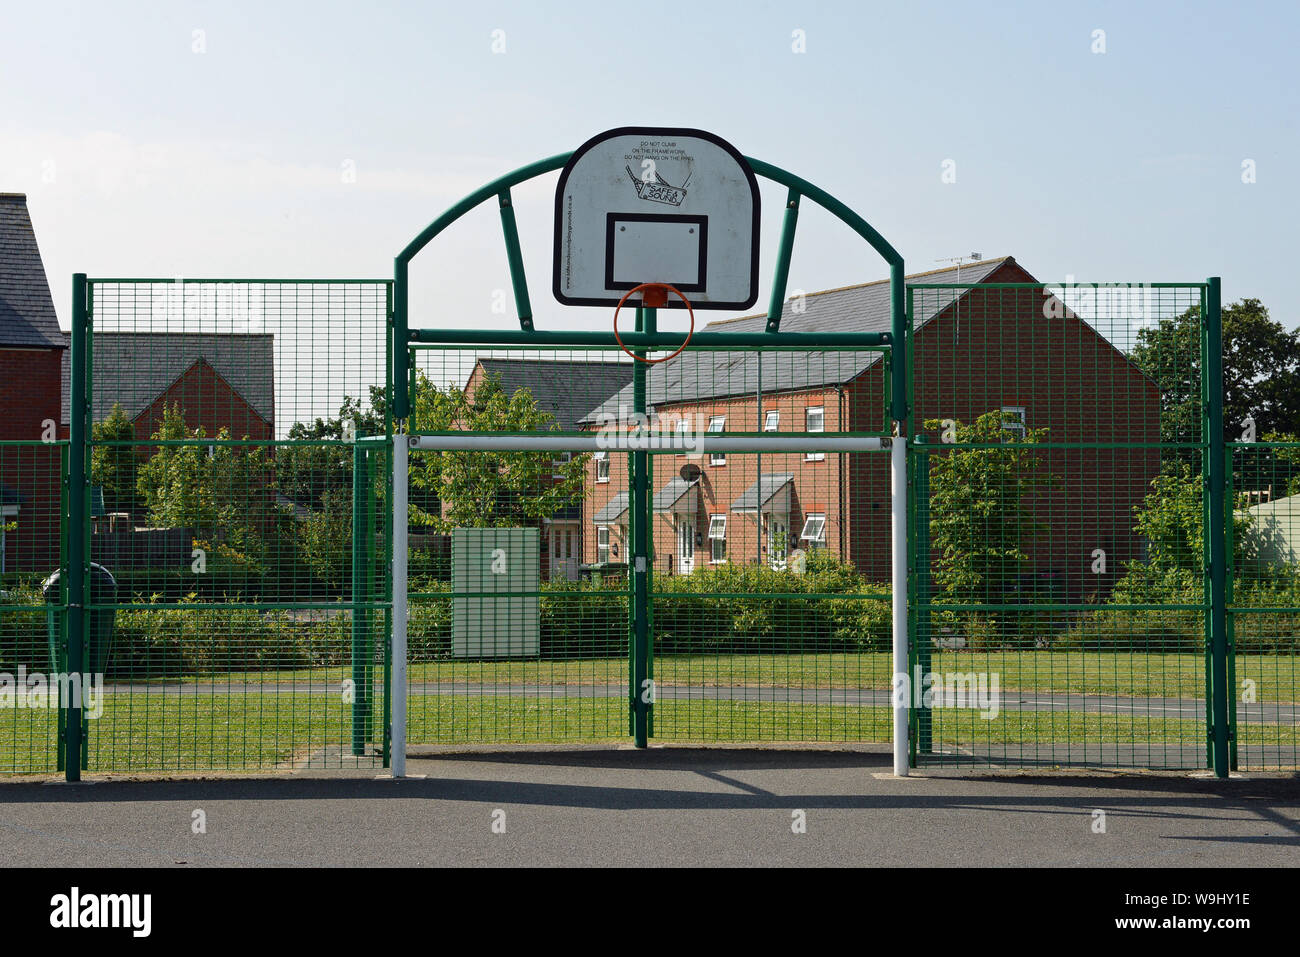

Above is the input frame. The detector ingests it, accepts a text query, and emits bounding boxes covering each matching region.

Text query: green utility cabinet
[451,527,539,658]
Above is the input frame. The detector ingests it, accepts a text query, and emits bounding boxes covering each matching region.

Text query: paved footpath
[99,681,1298,725]
[1,746,1297,867]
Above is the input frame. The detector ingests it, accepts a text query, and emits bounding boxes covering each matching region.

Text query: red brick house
[579,257,1161,600]
[0,194,65,574]
[67,333,275,444]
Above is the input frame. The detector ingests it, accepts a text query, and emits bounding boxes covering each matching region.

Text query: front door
[767,515,788,570]
[678,519,695,574]
[549,524,579,580]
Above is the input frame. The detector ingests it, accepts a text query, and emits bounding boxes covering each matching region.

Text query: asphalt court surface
[1,746,1297,866]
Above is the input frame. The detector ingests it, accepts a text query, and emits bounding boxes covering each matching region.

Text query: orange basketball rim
[611,282,695,364]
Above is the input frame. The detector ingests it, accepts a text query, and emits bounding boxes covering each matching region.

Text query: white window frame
[708,415,726,466]
[1001,406,1027,442]
[551,450,572,479]
[708,514,727,563]
[801,513,826,549]
[595,449,610,483]
[805,406,825,461]
[0,504,17,575]
[763,410,780,432]
[597,525,610,564]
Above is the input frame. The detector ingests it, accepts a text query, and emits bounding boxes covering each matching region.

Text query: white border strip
[391,430,408,778]
[890,432,909,776]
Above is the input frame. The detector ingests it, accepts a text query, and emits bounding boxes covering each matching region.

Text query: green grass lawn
[127,651,1300,703]
[3,690,1297,774]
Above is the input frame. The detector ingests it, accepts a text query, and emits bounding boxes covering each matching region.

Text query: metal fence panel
[70,279,391,772]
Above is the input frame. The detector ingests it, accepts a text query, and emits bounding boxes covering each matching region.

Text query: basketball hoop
[612,282,695,364]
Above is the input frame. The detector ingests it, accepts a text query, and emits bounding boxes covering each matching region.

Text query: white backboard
[553,127,760,309]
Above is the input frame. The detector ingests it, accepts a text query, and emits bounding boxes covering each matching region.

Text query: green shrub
[408,582,451,660]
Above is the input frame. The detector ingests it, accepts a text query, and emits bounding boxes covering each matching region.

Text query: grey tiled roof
[72,333,275,425]
[730,473,794,512]
[653,476,697,512]
[594,491,629,525]
[0,194,64,349]
[475,358,632,431]
[580,257,1012,422]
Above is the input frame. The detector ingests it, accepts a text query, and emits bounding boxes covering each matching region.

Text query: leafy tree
[1133,298,1300,441]
[276,392,384,509]
[135,404,272,573]
[1112,462,1290,603]
[91,403,139,516]
[296,486,352,595]
[922,410,1055,609]
[1132,298,1300,495]
[409,371,587,532]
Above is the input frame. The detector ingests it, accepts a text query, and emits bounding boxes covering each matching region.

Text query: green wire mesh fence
[7,274,1290,775]
[0,442,66,772]
[52,279,391,773]
[906,281,1267,769]
[1228,440,1300,770]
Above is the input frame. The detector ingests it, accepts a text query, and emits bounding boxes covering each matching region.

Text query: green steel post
[1201,287,1213,770]
[382,434,393,768]
[890,261,907,423]
[644,307,656,739]
[407,348,417,431]
[67,275,89,782]
[765,190,800,332]
[384,285,394,768]
[1205,277,1229,778]
[394,268,408,419]
[1224,444,1238,770]
[631,306,650,748]
[497,190,534,331]
[351,438,372,755]
[913,439,932,757]
[56,441,68,773]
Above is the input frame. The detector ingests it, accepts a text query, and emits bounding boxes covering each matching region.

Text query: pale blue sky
[1,0,1295,335]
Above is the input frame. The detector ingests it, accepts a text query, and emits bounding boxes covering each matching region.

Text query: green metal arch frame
[392,150,906,423]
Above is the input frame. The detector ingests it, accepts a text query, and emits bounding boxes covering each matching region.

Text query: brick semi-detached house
[64,333,275,446]
[0,194,65,573]
[579,257,1161,601]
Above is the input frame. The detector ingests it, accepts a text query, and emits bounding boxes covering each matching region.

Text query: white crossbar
[408,434,886,453]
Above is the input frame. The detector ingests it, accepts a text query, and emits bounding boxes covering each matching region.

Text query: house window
[708,514,727,563]
[0,505,17,575]
[805,406,824,461]
[800,513,826,549]
[552,451,572,478]
[675,417,691,454]
[597,526,610,564]
[1001,406,1027,442]
[595,450,610,483]
[708,415,726,466]
[763,410,780,432]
